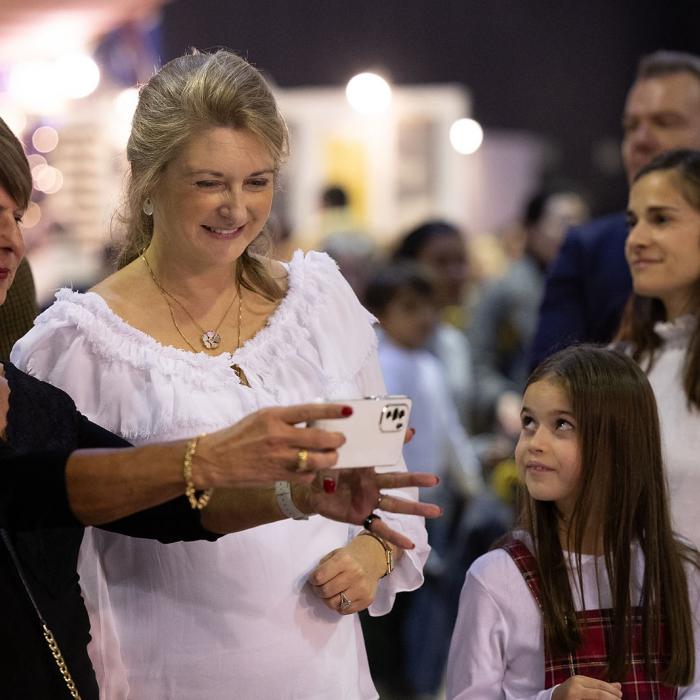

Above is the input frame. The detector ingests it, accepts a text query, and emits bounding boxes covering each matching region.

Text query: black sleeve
[102,495,219,543]
[74,411,131,449]
[74,414,219,543]
[4,361,219,542]
[0,443,218,541]
[0,448,82,530]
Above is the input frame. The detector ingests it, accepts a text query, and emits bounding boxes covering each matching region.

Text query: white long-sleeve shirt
[446,538,700,699]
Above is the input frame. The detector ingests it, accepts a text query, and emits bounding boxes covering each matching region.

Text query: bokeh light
[32,126,59,153]
[346,73,392,115]
[449,118,484,155]
[8,53,100,112]
[27,154,48,170]
[22,202,42,229]
[32,164,64,194]
[55,54,100,99]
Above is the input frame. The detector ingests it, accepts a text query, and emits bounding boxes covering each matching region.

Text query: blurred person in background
[530,50,700,368]
[393,219,475,427]
[365,263,483,499]
[12,50,434,700]
[0,257,37,361]
[363,261,484,699]
[320,229,379,301]
[470,188,589,437]
[295,183,362,251]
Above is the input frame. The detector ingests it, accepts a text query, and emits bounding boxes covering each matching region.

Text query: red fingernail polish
[409,427,416,436]
[323,477,337,494]
[341,406,353,416]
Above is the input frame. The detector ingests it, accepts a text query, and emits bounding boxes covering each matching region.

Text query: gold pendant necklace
[142,254,242,354]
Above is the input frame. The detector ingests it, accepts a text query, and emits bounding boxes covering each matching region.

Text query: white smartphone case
[309,396,412,468]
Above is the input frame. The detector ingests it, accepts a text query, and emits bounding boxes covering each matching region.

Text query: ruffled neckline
[653,314,697,344]
[42,250,364,391]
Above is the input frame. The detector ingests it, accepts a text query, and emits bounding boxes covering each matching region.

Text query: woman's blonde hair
[116,49,289,299]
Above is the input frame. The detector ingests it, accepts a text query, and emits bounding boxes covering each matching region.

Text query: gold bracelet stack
[183,435,213,510]
[359,530,394,577]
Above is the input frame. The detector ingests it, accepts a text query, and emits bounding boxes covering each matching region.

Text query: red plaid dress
[502,539,677,699]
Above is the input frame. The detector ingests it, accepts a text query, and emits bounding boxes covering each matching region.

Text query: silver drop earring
[142,197,154,216]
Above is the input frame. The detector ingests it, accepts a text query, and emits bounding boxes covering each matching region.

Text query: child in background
[364,263,485,698]
[365,263,483,498]
[446,345,700,699]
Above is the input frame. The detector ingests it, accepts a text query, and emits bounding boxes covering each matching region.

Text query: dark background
[161,0,700,215]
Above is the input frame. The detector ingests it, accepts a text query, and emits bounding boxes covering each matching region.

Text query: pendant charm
[201,330,221,350]
[232,364,249,386]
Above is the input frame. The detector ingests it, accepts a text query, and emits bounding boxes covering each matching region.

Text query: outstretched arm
[66,402,349,525]
[202,468,441,549]
[1,403,349,531]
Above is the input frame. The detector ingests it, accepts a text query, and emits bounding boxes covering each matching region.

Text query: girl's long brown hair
[616,148,700,409]
[519,345,698,685]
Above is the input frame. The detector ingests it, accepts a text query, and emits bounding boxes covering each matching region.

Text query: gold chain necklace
[142,254,240,352]
[141,253,243,352]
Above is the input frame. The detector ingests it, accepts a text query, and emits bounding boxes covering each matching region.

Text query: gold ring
[339,591,352,611]
[296,449,309,472]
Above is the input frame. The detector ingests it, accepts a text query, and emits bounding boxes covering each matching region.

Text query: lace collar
[35,250,376,393]
[653,314,697,345]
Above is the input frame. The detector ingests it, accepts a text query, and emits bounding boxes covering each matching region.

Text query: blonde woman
[13,50,430,699]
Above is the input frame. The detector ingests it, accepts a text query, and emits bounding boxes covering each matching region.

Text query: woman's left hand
[294,467,441,550]
[308,534,388,615]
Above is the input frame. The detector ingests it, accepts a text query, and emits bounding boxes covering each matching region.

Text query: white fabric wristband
[274,481,309,520]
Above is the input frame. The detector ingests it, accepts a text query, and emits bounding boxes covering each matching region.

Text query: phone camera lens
[398,409,405,418]
[396,423,403,429]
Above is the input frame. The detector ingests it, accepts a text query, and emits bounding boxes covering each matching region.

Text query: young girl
[445,345,700,699]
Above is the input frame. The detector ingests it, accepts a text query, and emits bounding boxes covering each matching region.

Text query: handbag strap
[1,528,82,699]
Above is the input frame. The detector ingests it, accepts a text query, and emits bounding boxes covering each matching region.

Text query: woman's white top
[12,251,428,700]
[445,536,700,700]
[645,315,700,550]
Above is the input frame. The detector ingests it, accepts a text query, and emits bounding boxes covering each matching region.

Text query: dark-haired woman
[619,147,700,550]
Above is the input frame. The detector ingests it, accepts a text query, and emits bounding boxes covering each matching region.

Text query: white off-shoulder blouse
[12,251,429,700]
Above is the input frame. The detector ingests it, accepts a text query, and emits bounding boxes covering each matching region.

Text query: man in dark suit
[529,50,700,368]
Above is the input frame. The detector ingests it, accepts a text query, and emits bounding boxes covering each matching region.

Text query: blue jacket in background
[528,212,631,369]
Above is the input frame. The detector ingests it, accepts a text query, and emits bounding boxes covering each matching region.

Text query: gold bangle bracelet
[359,530,394,577]
[183,435,213,510]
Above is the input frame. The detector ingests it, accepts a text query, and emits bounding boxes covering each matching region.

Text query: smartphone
[309,395,412,468]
